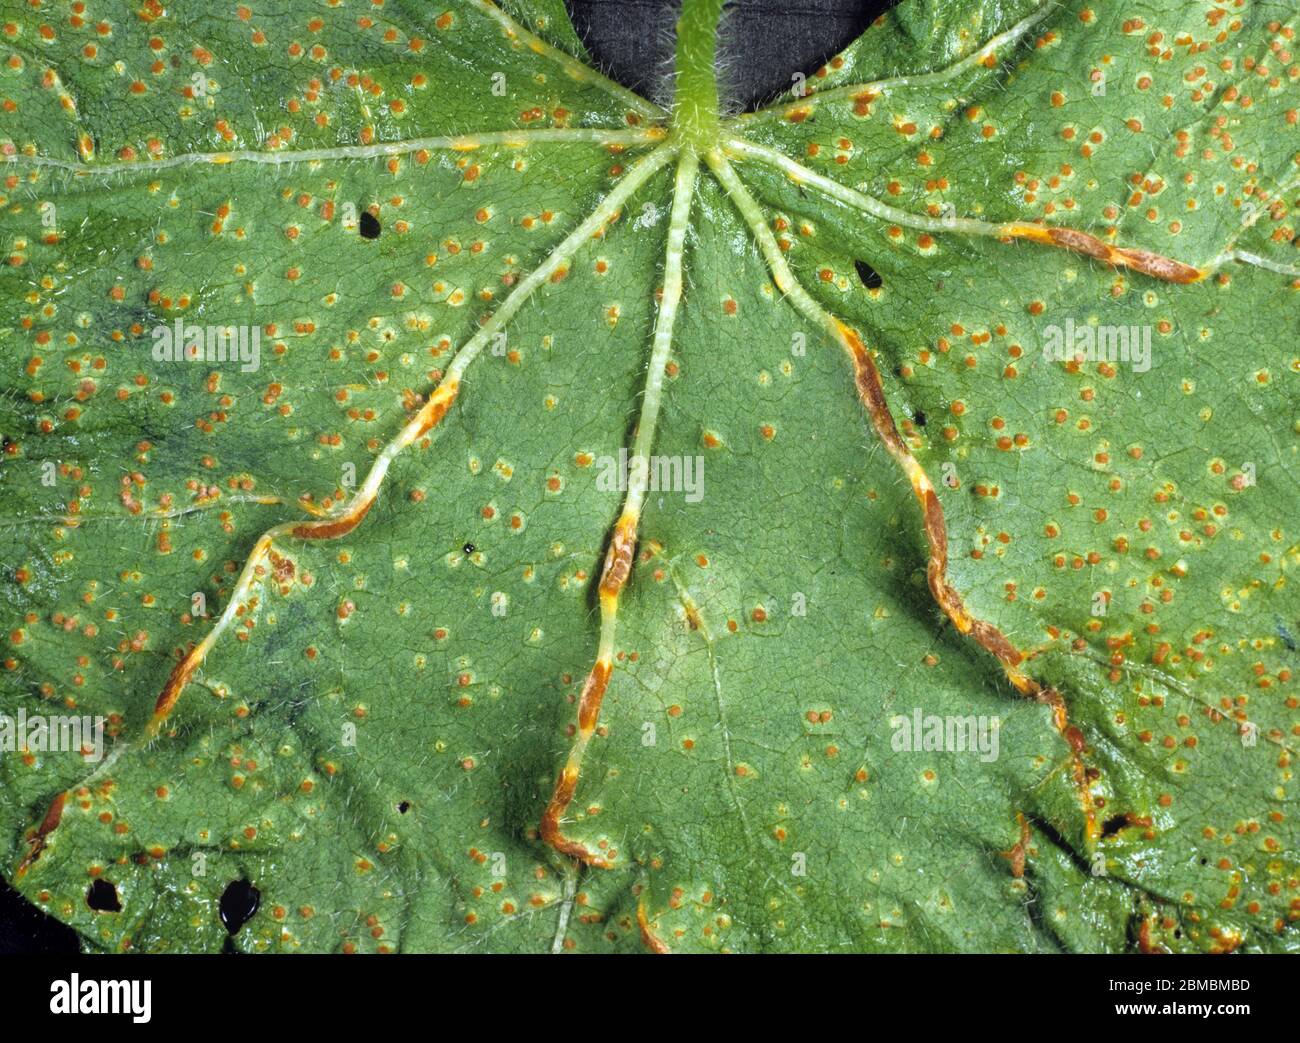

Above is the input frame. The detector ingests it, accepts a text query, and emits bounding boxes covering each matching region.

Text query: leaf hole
[854,259,883,290]
[1100,814,1129,838]
[397,800,410,814]
[359,211,381,240]
[85,878,121,913]
[219,879,261,935]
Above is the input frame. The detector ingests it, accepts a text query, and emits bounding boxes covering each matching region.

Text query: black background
[569,0,887,109]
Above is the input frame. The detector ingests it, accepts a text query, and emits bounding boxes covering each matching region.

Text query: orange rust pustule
[1000,813,1031,879]
[16,790,67,877]
[576,660,612,733]
[637,904,670,953]
[1136,917,1166,954]
[152,653,200,719]
[1063,723,1088,755]
[599,517,637,597]
[291,495,373,540]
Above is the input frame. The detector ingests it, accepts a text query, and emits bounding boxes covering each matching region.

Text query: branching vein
[706,146,1099,842]
[541,148,699,867]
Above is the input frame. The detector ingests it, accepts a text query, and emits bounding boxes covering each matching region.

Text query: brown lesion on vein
[637,897,672,953]
[140,144,674,738]
[540,150,700,868]
[705,147,1101,844]
[721,136,1212,289]
[15,791,67,879]
[730,2,1294,284]
[1000,222,1203,284]
[13,143,679,879]
[145,377,462,741]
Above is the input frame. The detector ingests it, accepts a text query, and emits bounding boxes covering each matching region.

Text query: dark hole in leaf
[913,410,927,427]
[1100,815,1129,838]
[854,259,883,290]
[85,879,121,913]
[463,542,475,555]
[397,800,410,814]
[359,211,381,239]
[219,879,260,935]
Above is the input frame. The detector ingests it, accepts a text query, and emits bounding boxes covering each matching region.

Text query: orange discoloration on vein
[412,379,460,438]
[290,496,374,540]
[540,766,590,861]
[1002,223,1206,284]
[541,150,699,872]
[15,790,66,878]
[708,148,1103,847]
[142,380,462,743]
[599,512,638,597]
[576,659,614,734]
[539,515,636,868]
[833,321,1100,842]
[637,900,671,953]
[150,651,203,724]
[723,137,1216,290]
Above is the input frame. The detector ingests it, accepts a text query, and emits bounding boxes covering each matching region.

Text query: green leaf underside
[0,0,1296,953]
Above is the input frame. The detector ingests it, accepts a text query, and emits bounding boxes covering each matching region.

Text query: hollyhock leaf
[1,0,1296,954]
